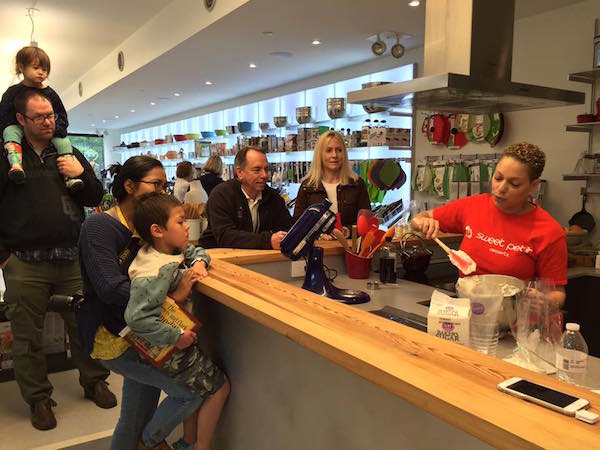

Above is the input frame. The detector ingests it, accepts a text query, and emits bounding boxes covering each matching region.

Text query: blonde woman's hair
[203,154,223,176]
[303,131,357,188]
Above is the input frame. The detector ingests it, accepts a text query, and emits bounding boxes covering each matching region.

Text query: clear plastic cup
[470,319,500,356]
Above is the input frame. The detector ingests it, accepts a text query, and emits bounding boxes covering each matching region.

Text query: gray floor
[0,369,181,450]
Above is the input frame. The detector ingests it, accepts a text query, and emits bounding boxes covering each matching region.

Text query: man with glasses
[0,90,116,430]
[201,147,292,249]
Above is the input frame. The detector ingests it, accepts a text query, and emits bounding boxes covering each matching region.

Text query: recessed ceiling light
[114,115,119,119]
[173,92,180,97]
[262,31,273,36]
[408,0,420,6]
[249,63,257,69]
[205,81,213,85]
[90,123,95,127]
[312,39,321,45]
[130,109,135,113]
[102,119,106,123]
[150,101,156,106]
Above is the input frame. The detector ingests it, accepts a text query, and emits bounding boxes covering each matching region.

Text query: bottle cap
[566,323,581,331]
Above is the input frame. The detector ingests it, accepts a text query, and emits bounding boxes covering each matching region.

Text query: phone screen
[508,379,578,407]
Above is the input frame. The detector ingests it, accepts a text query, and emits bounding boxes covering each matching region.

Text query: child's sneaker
[65,178,84,191]
[172,437,194,450]
[8,166,25,184]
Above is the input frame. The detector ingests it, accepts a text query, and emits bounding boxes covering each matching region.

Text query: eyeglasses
[138,180,168,192]
[22,113,57,125]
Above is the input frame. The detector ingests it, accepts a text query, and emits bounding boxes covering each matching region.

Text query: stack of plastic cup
[463,282,503,356]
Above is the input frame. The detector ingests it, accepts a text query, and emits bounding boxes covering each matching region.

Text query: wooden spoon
[331,228,350,252]
[366,226,396,258]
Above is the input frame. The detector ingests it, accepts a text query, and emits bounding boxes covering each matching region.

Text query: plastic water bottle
[556,323,588,385]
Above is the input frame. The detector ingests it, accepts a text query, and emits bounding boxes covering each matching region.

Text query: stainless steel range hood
[348,0,585,113]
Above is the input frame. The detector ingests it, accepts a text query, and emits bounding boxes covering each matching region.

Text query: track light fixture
[391,36,405,59]
[371,33,387,56]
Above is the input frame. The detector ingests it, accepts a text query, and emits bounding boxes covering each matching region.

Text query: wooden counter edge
[206,232,463,265]
[195,258,600,450]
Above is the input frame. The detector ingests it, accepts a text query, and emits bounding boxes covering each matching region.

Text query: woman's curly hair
[501,142,545,180]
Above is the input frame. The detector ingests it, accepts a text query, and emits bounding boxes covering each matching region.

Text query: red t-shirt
[433,194,567,285]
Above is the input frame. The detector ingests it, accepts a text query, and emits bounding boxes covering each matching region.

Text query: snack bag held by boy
[0,46,83,190]
[125,192,225,398]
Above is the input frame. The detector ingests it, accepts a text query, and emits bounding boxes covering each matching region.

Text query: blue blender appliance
[281,200,370,305]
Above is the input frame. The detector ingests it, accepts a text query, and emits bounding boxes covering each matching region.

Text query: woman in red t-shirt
[411,142,567,306]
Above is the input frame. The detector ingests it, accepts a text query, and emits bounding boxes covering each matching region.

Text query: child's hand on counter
[171,270,203,302]
[190,260,208,279]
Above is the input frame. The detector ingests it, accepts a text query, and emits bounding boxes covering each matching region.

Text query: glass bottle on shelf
[373,119,380,128]
[381,120,388,128]
[361,119,371,146]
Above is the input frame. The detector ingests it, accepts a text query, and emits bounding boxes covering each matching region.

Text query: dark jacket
[200,178,292,249]
[77,213,139,354]
[0,140,103,262]
[200,172,223,197]
[0,83,69,138]
[293,177,371,227]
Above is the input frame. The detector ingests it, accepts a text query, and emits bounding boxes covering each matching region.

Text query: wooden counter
[199,237,600,450]
[206,231,462,265]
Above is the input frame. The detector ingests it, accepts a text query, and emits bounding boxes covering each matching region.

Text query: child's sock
[5,142,25,184]
[172,437,194,450]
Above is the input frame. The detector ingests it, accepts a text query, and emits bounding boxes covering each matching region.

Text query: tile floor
[0,369,181,450]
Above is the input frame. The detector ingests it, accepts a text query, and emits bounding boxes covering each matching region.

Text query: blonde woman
[200,154,224,196]
[293,130,370,226]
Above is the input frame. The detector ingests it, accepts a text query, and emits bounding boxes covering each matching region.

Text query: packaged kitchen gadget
[427,290,471,346]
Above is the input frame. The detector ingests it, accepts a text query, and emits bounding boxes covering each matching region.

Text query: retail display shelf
[568,68,600,84]
[565,122,600,132]
[562,173,600,180]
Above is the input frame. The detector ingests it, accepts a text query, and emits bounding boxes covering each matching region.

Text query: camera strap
[112,205,142,269]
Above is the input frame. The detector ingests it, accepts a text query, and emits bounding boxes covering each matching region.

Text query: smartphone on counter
[498,377,589,416]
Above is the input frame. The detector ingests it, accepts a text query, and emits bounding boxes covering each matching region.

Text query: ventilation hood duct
[348,0,585,113]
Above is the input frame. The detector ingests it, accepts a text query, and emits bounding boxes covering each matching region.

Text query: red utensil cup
[345,250,372,279]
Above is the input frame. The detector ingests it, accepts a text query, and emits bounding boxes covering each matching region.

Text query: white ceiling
[0,0,586,134]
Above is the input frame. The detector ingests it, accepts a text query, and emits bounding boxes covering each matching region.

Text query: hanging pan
[568,192,595,231]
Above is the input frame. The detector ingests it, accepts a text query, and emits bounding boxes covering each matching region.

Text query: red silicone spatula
[433,238,476,274]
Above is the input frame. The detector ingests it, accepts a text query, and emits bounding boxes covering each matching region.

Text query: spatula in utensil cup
[433,238,477,274]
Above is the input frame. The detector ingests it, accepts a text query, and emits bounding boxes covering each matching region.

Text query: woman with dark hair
[200,155,224,197]
[411,142,567,306]
[77,156,212,450]
[173,161,195,202]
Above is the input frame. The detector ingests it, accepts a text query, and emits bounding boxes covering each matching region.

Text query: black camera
[47,293,85,312]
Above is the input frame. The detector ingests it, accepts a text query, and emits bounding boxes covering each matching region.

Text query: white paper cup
[187,219,201,241]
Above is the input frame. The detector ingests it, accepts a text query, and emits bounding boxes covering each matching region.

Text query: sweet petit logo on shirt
[464,225,533,257]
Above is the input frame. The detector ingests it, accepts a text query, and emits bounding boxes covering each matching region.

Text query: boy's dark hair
[176,161,194,179]
[16,46,51,75]
[133,192,182,244]
[111,156,164,202]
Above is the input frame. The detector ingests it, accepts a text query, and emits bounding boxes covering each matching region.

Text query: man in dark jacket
[0,91,115,431]
[201,147,292,249]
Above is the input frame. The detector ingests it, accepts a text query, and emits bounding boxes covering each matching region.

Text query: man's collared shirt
[241,187,262,233]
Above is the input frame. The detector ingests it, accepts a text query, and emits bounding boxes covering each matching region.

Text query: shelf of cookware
[565,122,600,132]
[117,145,412,164]
[562,173,600,181]
[568,67,600,84]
